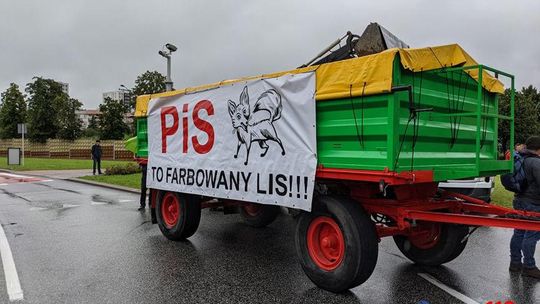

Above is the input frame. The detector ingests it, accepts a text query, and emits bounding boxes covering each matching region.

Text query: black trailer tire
[442,225,469,263]
[393,223,469,266]
[240,204,280,227]
[156,191,201,241]
[295,196,378,293]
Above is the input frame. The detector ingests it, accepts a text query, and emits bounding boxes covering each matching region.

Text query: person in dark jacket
[138,163,147,210]
[509,136,540,278]
[91,140,103,175]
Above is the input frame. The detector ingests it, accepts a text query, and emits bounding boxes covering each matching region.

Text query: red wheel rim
[307,216,345,271]
[243,204,260,217]
[161,193,180,228]
[408,222,441,249]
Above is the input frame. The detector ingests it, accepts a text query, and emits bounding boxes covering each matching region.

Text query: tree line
[1,72,538,147]
[0,71,165,142]
[498,85,540,151]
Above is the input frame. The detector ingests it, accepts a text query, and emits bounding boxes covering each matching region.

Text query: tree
[82,115,100,138]
[132,70,166,96]
[57,97,83,140]
[0,83,27,139]
[25,77,66,142]
[88,115,99,129]
[99,97,129,139]
[499,85,540,151]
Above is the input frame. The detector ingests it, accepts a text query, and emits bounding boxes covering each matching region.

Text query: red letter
[182,104,189,153]
[160,106,179,153]
[192,100,215,154]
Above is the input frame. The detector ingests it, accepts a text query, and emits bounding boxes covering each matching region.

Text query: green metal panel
[136,57,514,183]
[136,118,148,158]
[317,57,514,181]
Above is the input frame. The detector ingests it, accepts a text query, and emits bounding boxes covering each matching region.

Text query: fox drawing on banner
[228,86,286,165]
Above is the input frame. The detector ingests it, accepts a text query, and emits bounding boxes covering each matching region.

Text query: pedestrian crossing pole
[17,123,25,166]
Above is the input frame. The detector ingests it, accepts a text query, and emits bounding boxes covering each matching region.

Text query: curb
[67,177,141,194]
[2,168,141,194]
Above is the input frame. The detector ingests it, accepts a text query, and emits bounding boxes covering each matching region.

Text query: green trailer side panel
[316,57,511,181]
[136,118,148,158]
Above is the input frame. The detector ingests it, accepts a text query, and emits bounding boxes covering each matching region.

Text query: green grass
[492,175,514,208]
[0,157,130,171]
[79,173,141,189]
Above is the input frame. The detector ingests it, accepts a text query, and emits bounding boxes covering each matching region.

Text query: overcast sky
[1,0,539,109]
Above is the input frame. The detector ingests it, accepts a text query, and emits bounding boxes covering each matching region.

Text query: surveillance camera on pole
[159,43,178,91]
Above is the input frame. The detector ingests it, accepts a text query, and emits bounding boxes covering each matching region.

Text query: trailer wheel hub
[243,204,260,217]
[307,216,345,271]
[408,222,441,250]
[161,193,180,228]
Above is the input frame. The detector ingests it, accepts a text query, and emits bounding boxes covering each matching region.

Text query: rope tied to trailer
[429,47,468,149]
[447,70,467,148]
[393,68,427,172]
[349,82,367,149]
[410,69,424,172]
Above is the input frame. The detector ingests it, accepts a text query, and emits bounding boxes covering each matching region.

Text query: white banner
[147,72,317,211]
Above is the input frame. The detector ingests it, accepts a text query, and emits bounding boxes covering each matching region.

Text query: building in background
[76,109,101,128]
[59,82,69,95]
[102,90,131,106]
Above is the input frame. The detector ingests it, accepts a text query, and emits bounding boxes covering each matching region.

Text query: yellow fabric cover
[135,43,505,117]
[399,44,504,94]
[314,49,398,100]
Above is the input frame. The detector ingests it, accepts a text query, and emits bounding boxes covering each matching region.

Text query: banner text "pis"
[160,100,215,154]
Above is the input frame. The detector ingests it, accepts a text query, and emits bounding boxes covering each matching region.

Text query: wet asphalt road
[0,178,539,304]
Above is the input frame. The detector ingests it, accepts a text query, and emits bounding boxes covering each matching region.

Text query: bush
[105,162,141,175]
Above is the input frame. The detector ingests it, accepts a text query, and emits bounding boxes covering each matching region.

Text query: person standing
[91,140,103,175]
[138,163,147,210]
[506,143,525,160]
[509,136,540,278]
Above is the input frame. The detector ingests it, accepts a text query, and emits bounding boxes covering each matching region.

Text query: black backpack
[501,152,535,193]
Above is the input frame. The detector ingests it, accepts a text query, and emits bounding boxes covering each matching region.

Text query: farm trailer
[132,43,540,293]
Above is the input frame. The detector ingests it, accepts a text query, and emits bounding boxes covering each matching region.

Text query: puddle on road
[28,201,80,210]
[91,194,117,205]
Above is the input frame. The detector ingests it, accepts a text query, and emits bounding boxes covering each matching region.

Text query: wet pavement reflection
[0,179,539,303]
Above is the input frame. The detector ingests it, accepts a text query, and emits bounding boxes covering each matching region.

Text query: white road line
[418,273,479,304]
[29,207,47,211]
[0,223,24,301]
[0,173,28,179]
[118,199,133,203]
[0,184,8,186]
[90,202,107,205]
[62,204,79,209]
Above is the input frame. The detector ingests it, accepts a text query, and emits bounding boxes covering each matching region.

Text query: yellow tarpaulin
[135,43,505,117]
[398,44,504,94]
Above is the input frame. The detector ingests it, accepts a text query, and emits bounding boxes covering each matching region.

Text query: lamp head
[165,43,177,52]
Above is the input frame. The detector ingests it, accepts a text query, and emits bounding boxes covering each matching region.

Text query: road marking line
[62,204,79,208]
[0,184,8,186]
[91,202,108,205]
[0,223,24,301]
[418,273,479,304]
[118,199,133,203]
[29,207,47,211]
[0,173,27,179]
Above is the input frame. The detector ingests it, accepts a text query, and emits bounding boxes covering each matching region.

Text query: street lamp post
[159,43,178,92]
[119,85,133,108]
